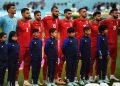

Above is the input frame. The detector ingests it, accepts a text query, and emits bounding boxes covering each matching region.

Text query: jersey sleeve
[97,36,102,56]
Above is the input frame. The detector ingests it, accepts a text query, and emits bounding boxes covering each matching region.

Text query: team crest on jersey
[85,40,87,42]
[53,24,56,28]
[103,38,105,40]
[83,25,86,27]
[113,26,117,30]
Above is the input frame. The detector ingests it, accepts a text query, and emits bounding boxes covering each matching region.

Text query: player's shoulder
[43,16,52,20]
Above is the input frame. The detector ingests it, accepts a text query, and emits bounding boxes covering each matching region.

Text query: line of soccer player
[0,3,120,86]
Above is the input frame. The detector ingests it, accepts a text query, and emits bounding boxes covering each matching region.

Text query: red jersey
[73,18,90,40]
[31,20,43,39]
[42,16,59,39]
[59,18,73,46]
[100,18,119,45]
[17,19,31,48]
[90,21,99,47]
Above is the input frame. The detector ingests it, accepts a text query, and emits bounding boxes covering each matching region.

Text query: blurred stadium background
[0,0,120,86]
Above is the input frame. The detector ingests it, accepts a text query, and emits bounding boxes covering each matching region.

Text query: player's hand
[99,56,102,59]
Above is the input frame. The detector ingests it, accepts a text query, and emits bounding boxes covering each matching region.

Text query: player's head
[51,6,59,18]
[78,7,87,18]
[64,9,72,20]
[93,11,101,21]
[83,26,91,36]
[98,24,108,34]
[109,8,118,19]
[32,29,40,38]
[21,8,31,20]
[6,3,16,15]
[67,27,76,37]
[49,28,57,38]
[34,11,41,21]
[8,31,17,42]
[0,32,7,42]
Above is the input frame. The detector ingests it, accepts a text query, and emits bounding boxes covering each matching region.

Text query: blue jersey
[44,37,58,60]
[97,34,109,56]
[0,42,8,61]
[30,38,42,60]
[0,15,17,36]
[80,36,91,59]
[62,36,78,60]
[7,41,20,60]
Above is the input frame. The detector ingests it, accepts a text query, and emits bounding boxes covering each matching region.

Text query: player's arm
[0,17,4,30]
[62,39,68,56]
[97,36,102,59]
[79,38,84,58]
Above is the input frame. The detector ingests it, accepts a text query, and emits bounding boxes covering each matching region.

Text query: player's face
[23,10,31,20]
[80,9,87,18]
[1,35,7,42]
[12,35,17,41]
[104,29,108,34]
[95,14,101,21]
[52,8,59,18]
[8,6,16,14]
[65,11,72,19]
[69,32,76,37]
[85,29,91,35]
[112,11,118,19]
[33,32,40,38]
[52,30,57,38]
[35,13,41,21]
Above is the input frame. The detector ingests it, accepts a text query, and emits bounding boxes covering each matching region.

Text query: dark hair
[98,24,107,33]
[83,26,91,32]
[0,32,6,39]
[21,8,29,14]
[64,9,72,14]
[34,10,41,15]
[109,8,118,14]
[6,3,15,12]
[67,27,75,33]
[32,29,39,33]
[78,7,87,12]
[93,11,101,17]
[49,28,56,34]
[51,6,58,12]
[8,31,17,42]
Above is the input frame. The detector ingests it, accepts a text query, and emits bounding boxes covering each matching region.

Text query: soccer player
[100,9,120,81]
[7,31,20,86]
[97,24,110,84]
[58,8,73,84]
[73,7,90,82]
[42,6,59,84]
[16,8,31,86]
[44,28,58,86]
[79,27,91,85]
[62,27,78,86]
[30,29,42,86]
[0,3,17,37]
[89,11,101,82]
[31,11,43,39]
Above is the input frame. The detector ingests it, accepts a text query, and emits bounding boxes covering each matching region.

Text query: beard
[52,14,58,18]
[36,18,41,21]
[113,15,118,19]
[25,16,31,20]
[96,18,101,22]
